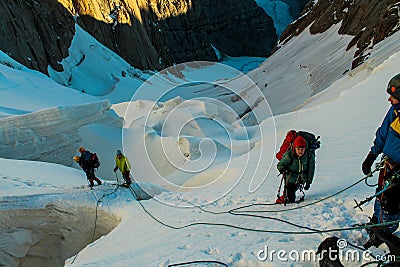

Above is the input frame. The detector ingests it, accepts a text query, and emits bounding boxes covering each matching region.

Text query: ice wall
[0,100,122,168]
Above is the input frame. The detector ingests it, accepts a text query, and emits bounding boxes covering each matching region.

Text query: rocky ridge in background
[279,0,400,69]
[0,0,277,74]
[157,0,277,63]
[0,0,75,74]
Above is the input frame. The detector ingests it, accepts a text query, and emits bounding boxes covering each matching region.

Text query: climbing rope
[121,174,400,235]
[177,197,392,261]
[235,162,387,213]
[177,196,400,234]
[72,167,397,265]
[231,174,370,213]
[365,176,378,187]
[71,176,121,264]
[168,260,228,267]
[89,183,120,243]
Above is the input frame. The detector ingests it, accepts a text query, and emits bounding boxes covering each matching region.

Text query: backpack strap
[287,148,295,167]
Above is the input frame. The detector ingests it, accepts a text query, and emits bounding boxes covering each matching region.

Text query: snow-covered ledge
[0,100,122,167]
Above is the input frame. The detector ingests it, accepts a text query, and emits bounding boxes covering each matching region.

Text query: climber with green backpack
[276,130,320,204]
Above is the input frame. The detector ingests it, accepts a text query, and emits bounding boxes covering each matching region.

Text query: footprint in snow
[231,231,247,237]
[203,233,214,237]
[177,244,190,250]
[201,247,219,255]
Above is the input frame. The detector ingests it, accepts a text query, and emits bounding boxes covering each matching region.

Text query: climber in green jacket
[277,136,315,203]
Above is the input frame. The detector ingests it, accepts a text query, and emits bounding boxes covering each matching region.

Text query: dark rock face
[0,0,74,74]
[0,0,277,73]
[279,0,400,69]
[280,0,310,18]
[158,0,277,63]
[72,0,172,71]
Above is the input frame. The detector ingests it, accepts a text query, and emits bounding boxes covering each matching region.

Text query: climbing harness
[354,156,399,210]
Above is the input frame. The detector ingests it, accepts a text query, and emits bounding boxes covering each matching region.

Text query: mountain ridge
[0,0,278,74]
[279,0,400,68]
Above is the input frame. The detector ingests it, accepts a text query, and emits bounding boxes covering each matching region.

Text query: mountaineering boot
[363,215,384,249]
[295,196,305,204]
[121,182,130,188]
[276,195,285,204]
[96,178,102,185]
[363,231,384,249]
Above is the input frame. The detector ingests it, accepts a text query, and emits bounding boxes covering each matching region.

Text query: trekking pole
[277,173,284,199]
[115,172,122,185]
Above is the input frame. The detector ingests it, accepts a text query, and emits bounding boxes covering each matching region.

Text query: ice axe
[354,182,397,211]
[276,173,290,205]
[354,158,399,211]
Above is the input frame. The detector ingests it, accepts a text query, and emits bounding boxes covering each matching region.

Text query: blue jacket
[371,103,400,163]
[80,150,94,171]
[81,150,93,162]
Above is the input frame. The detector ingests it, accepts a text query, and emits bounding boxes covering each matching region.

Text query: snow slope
[1,22,400,267]
[48,24,147,103]
[0,51,98,118]
[95,42,397,266]
[0,50,124,179]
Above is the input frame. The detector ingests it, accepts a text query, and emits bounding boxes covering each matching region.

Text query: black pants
[122,171,132,185]
[85,167,102,186]
[285,182,298,203]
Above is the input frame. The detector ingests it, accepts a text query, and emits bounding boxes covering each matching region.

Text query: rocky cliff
[0,0,75,74]
[0,0,277,73]
[157,0,277,62]
[280,0,310,19]
[279,0,400,69]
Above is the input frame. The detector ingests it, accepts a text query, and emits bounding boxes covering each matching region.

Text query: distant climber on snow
[360,73,400,249]
[74,146,102,188]
[113,149,132,188]
[276,130,319,204]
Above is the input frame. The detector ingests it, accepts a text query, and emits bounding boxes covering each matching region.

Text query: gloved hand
[362,153,377,175]
[113,166,118,172]
[304,183,310,190]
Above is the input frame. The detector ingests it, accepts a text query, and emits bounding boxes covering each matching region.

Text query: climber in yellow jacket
[113,150,132,187]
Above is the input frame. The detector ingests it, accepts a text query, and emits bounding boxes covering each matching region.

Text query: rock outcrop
[279,0,400,69]
[0,0,277,73]
[156,0,277,63]
[0,0,75,74]
[280,0,310,19]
